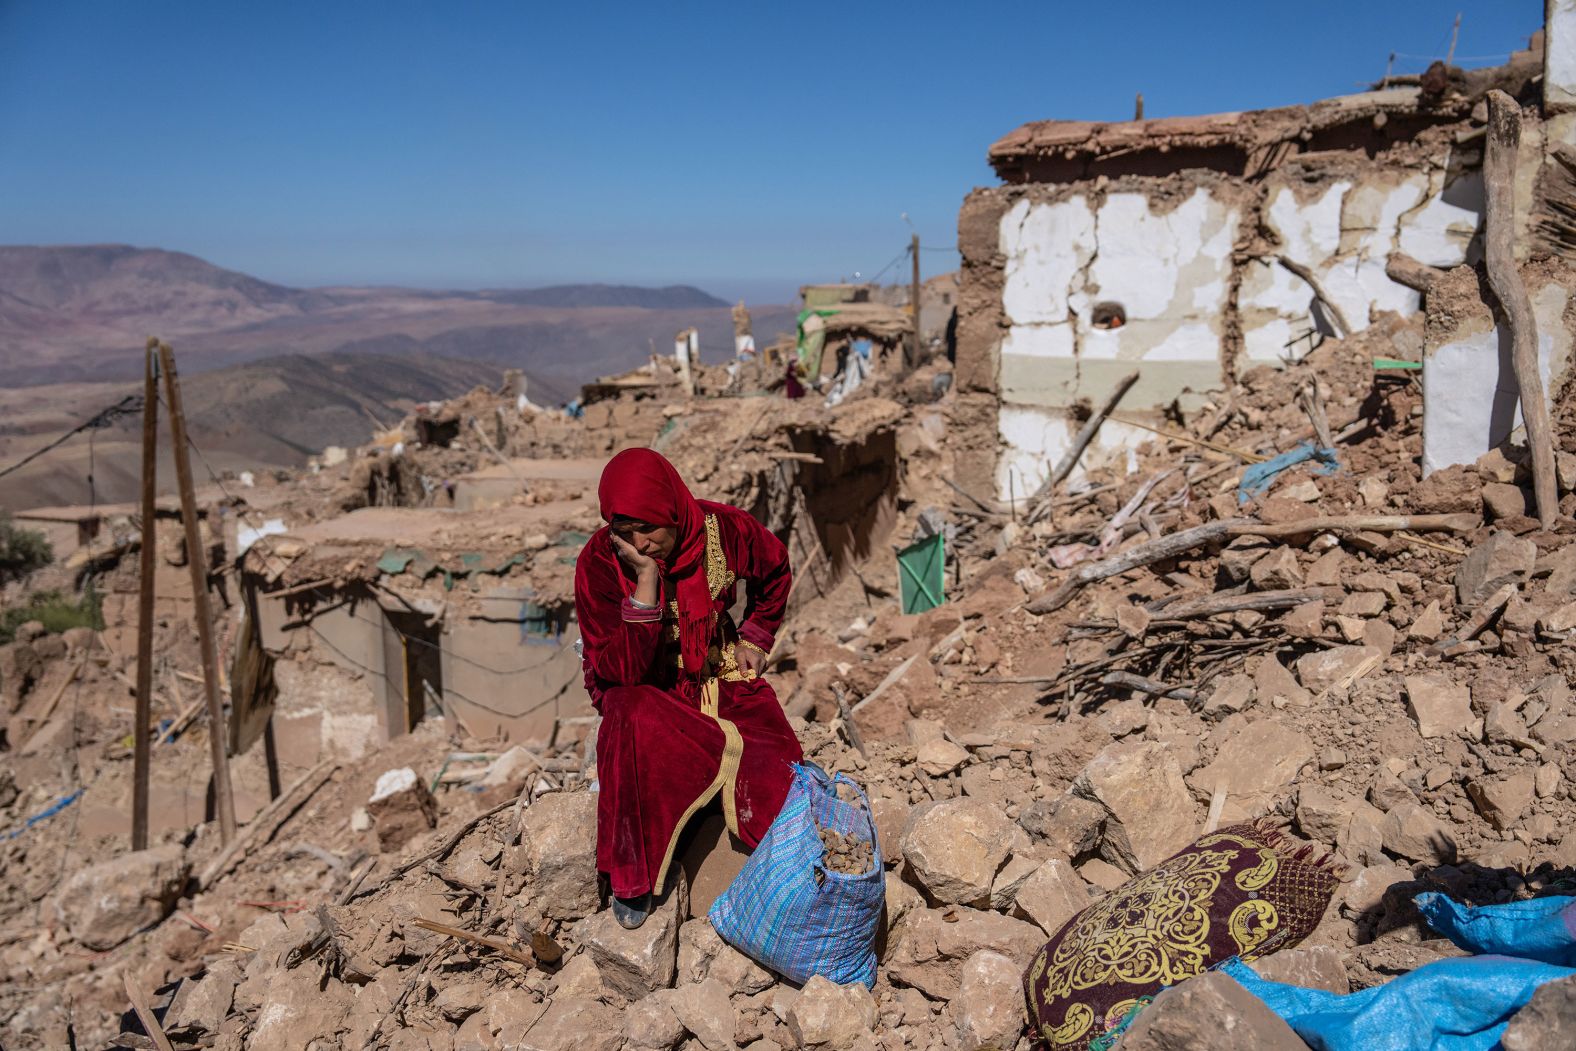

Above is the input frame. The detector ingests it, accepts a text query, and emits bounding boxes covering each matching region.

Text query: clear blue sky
[0,1,1543,303]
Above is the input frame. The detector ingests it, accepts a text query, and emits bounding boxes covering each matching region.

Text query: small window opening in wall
[1092,302,1126,330]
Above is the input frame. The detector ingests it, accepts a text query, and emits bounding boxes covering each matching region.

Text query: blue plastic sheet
[1416,892,1576,967]
[2,789,83,841]
[1238,441,1340,505]
[1222,892,1576,1050]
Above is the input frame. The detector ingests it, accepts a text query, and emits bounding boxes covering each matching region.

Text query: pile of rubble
[4,292,1576,1050]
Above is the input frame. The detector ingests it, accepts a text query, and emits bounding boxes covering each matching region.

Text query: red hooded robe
[574,449,803,899]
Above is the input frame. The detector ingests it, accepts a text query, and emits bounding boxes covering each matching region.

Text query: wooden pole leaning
[157,341,237,844]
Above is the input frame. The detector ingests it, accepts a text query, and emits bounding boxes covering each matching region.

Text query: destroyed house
[956,29,1576,501]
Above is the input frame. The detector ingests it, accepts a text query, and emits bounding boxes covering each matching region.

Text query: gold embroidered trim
[703,513,734,599]
[651,677,745,896]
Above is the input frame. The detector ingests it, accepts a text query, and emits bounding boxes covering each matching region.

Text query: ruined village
[5,11,1576,1051]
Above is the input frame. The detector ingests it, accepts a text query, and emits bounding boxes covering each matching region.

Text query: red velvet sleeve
[720,505,792,654]
[574,531,663,689]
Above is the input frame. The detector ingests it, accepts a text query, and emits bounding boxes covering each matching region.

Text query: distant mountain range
[0,245,794,391]
[0,245,799,511]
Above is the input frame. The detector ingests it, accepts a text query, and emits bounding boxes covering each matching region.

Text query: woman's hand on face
[736,645,767,679]
[611,532,658,579]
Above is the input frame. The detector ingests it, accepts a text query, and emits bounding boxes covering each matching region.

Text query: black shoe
[613,893,652,930]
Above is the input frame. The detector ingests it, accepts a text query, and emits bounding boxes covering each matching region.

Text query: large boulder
[786,975,877,1049]
[366,767,437,852]
[515,791,600,919]
[575,877,688,999]
[953,950,1027,1051]
[1117,972,1306,1050]
[1072,741,1198,873]
[53,843,188,951]
[1189,719,1314,820]
[901,798,1019,907]
[885,906,1043,1000]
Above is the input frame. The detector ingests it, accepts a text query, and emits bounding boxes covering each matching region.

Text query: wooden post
[1483,90,1558,528]
[158,341,238,844]
[908,234,922,369]
[133,340,159,851]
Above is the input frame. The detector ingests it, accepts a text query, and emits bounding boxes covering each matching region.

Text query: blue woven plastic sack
[708,762,884,987]
[1416,891,1576,966]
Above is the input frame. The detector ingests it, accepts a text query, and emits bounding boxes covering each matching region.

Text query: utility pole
[1446,13,1461,67]
[158,342,237,845]
[132,340,158,851]
[909,234,922,369]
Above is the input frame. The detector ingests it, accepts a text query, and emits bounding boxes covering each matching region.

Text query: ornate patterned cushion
[1023,822,1342,1051]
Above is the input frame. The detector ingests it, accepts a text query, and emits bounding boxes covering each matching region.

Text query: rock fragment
[901,798,1018,907]
[1072,741,1197,873]
[953,951,1026,1051]
[1455,530,1536,606]
[1117,972,1306,1050]
[53,843,188,951]
[366,767,438,851]
[1467,772,1536,830]
[1405,673,1478,739]
[786,975,876,1049]
[515,790,600,919]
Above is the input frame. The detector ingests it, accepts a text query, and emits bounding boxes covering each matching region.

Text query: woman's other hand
[736,644,767,679]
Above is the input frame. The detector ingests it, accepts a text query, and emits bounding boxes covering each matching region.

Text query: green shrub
[0,585,103,644]
[0,514,53,584]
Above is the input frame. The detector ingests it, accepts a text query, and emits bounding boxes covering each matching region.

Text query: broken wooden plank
[410,917,533,966]
[1028,514,1481,614]
[850,654,920,714]
[121,973,176,1051]
[1484,89,1557,529]
[198,759,338,889]
[1027,370,1139,517]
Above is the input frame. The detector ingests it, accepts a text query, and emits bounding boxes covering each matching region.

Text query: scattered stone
[519,998,623,1051]
[1455,531,1536,606]
[1254,656,1312,707]
[901,798,1018,907]
[1013,857,1091,937]
[1073,741,1198,873]
[515,791,600,919]
[1502,974,1576,1051]
[915,738,969,777]
[1405,673,1478,739]
[166,957,242,1033]
[1295,645,1380,693]
[786,975,876,1049]
[1467,772,1536,831]
[1076,857,1130,891]
[669,977,737,1051]
[625,992,686,1050]
[1368,768,1417,812]
[1019,794,1105,857]
[1191,719,1314,820]
[1339,591,1387,618]
[1541,600,1576,634]
[1381,802,1457,864]
[1536,763,1563,799]
[1408,600,1445,642]
[52,843,188,951]
[885,907,1043,1000]
[1481,482,1532,521]
[953,951,1026,1051]
[1201,675,1254,720]
[577,878,687,999]
[1250,548,1304,590]
[1296,785,1354,844]
[1343,863,1413,916]
[1118,971,1306,1050]
[1252,946,1349,994]
[366,767,438,851]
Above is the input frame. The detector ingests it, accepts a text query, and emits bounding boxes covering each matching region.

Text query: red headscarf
[597,448,712,676]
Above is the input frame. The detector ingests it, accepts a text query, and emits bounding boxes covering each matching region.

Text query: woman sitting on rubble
[574,448,803,929]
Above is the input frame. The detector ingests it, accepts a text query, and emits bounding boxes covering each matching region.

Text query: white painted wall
[1422,281,1573,475]
[992,162,1484,500]
[1549,0,1576,114]
[995,188,1236,498]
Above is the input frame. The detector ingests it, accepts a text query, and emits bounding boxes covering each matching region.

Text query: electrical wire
[0,395,140,481]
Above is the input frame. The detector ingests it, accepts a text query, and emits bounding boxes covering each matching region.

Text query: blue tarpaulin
[1238,441,1341,505]
[1223,893,1576,1050]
